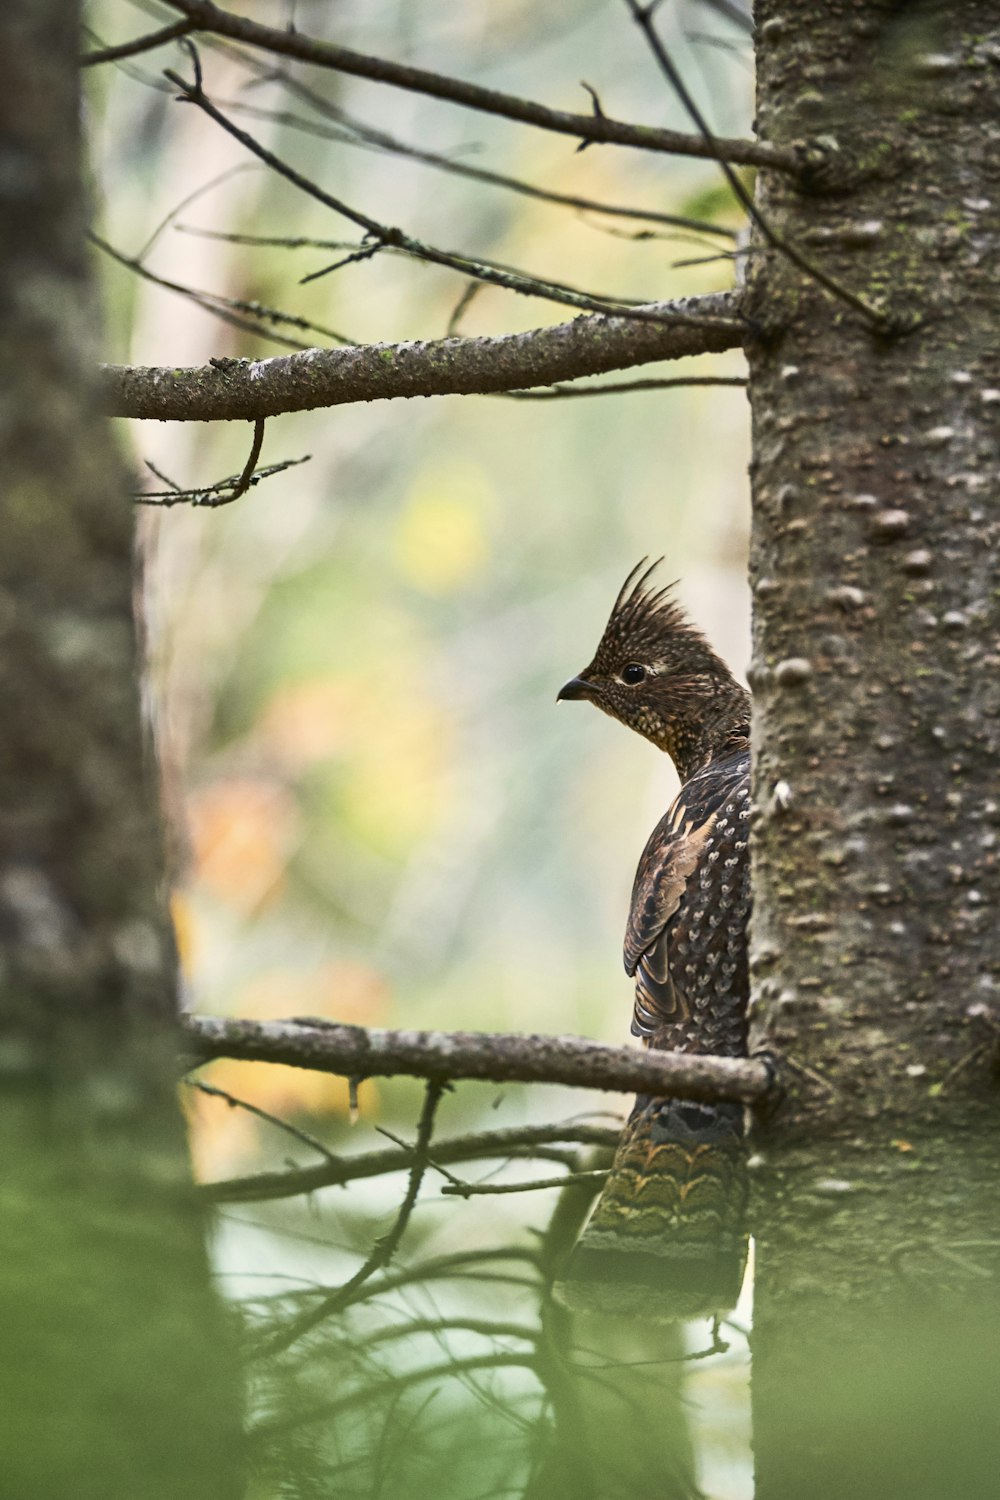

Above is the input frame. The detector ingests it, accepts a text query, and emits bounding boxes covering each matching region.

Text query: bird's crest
[592,559,702,668]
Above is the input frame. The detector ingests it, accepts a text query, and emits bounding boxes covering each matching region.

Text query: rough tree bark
[747,2,1000,1495]
[0,6,240,1494]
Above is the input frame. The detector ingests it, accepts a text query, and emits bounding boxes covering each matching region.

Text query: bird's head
[557,559,748,777]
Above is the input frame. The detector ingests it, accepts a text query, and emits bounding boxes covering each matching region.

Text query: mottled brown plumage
[556,561,751,1318]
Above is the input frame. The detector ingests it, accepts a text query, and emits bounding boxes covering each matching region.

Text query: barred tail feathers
[554,1096,749,1320]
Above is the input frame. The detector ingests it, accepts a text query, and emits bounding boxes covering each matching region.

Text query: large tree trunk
[747,1,1000,1494]
[0,6,241,1494]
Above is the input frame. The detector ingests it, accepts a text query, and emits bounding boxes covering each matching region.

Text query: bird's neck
[659,681,750,782]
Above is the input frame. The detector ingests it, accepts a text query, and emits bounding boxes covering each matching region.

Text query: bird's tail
[554,1096,749,1321]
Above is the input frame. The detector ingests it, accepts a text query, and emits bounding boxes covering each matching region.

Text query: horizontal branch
[162,0,795,173]
[102,290,744,421]
[202,1121,620,1204]
[182,1014,771,1102]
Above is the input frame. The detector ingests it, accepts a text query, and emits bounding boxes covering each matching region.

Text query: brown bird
[555,561,751,1318]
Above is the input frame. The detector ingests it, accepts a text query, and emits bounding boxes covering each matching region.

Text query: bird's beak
[557,675,593,703]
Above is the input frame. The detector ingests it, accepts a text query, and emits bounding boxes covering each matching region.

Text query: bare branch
[252,1353,538,1440]
[187,1077,336,1161]
[202,1121,620,1204]
[133,161,260,263]
[501,374,746,400]
[236,72,737,239]
[447,279,483,337]
[261,1081,446,1356]
[246,1247,543,1316]
[181,1015,771,1103]
[82,18,195,67]
[163,70,729,327]
[160,0,795,172]
[135,450,309,507]
[260,1315,544,1389]
[177,224,720,329]
[440,1169,610,1198]
[101,290,744,421]
[91,232,354,350]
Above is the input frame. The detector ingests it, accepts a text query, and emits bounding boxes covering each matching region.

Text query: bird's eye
[621,662,646,685]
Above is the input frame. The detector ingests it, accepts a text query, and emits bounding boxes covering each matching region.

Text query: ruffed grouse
[556,561,751,1318]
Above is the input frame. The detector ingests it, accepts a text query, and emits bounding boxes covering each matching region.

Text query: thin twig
[91,232,354,350]
[671,250,739,269]
[262,1082,446,1356]
[177,228,357,253]
[135,452,308,508]
[372,1122,469,1190]
[300,234,655,317]
[562,1318,730,1370]
[440,1169,609,1198]
[239,73,737,239]
[251,1353,538,1443]
[244,1247,543,1328]
[312,1317,540,1353]
[298,242,381,284]
[135,161,260,263]
[160,0,795,171]
[163,68,739,333]
[447,280,483,336]
[180,225,721,325]
[501,374,746,399]
[200,1121,620,1204]
[144,459,182,493]
[281,1245,544,1300]
[82,17,195,66]
[187,1077,336,1160]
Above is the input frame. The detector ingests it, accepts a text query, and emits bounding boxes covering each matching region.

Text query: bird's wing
[624,747,750,1052]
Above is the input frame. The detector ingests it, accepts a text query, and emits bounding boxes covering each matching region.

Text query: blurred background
[87,1,753,1493]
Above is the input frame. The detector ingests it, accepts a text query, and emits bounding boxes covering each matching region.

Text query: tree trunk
[0,6,241,1494]
[747,1,1000,1494]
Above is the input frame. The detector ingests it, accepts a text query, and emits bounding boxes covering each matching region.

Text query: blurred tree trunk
[529,1169,699,1500]
[0,6,241,1495]
[747,2,1000,1495]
